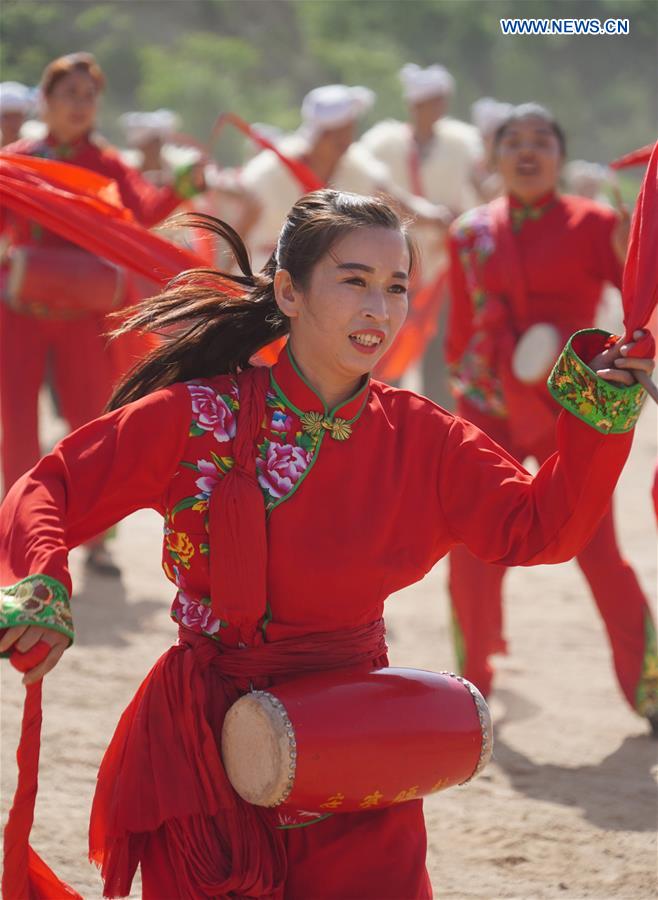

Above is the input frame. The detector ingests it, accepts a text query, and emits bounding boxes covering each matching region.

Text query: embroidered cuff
[548,329,646,434]
[0,575,74,652]
[173,162,202,200]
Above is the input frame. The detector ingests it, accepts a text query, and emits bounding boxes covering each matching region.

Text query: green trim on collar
[509,197,557,232]
[264,348,372,516]
[547,329,646,434]
[285,345,329,412]
[0,574,74,651]
[270,370,307,419]
[288,345,370,417]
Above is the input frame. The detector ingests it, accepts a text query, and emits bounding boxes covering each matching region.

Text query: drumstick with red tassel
[2,639,83,898]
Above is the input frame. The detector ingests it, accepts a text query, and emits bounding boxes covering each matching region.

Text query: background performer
[0,52,203,572]
[444,104,657,729]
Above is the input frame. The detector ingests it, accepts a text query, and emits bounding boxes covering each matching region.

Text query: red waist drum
[2,245,125,317]
[221,667,492,813]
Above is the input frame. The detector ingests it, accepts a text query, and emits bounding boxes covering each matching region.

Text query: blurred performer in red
[0,53,201,572]
[445,104,657,727]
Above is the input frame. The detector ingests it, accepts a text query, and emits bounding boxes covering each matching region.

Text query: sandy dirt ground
[1,397,656,900]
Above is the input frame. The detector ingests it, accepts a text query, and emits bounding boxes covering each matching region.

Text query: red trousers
[449,398,654,713]
[0,304,113,494]
[140,800,432,899]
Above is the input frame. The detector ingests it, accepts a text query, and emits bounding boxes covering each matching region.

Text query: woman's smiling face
[275,226,411,401]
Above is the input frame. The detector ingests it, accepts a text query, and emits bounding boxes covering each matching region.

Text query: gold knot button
[300,411,352,441]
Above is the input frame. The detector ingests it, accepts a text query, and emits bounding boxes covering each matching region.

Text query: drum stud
[256,690,297,806]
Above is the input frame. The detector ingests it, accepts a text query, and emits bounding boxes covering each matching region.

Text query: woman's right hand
[0,625,69,684]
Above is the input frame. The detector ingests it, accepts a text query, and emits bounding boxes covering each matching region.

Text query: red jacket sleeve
[0,384,192,594]
[444,230,475,365]
[437,408,633,565]
[102,151,185,228]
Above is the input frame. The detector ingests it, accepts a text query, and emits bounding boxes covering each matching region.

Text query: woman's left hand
[590,330,656,388]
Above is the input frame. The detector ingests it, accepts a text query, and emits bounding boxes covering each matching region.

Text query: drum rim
[440,671,493,782]
[250,689,297,807]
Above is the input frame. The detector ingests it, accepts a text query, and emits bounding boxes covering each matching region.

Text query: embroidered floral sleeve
[446,208,508,415]
[0,575,74,648]
[548,329,646,434]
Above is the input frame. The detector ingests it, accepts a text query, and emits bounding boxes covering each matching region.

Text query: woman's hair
[40,52,106,97]
[493,103,567,156]
[107,189,414,410]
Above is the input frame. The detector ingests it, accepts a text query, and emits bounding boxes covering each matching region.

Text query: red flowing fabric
[609,144,654,170]
[254,337,287,366]
[0,154,240,291]
[376,269,449,382]
[2,642,82,899]
[618,141,658,356]
[208,366,270,641]
[212,112,324,194]
[375,127,449,383]
[90,620,387,898]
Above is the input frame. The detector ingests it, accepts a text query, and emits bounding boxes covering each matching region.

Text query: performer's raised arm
[439,329,650,566]
[0,385,193,676]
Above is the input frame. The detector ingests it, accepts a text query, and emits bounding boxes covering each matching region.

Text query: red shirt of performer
[0,190,654,898]
[0,52,200,575]
[445,103,657,725]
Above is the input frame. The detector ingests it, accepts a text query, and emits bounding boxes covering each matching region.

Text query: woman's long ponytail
[107,214,287,410]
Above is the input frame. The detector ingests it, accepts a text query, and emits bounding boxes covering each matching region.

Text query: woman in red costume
[0,52,201,572]
[0,190,654,898]
[445,104,657,728]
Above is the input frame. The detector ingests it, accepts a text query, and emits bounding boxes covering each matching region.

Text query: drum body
[221,667,492,813]
[512,323,561,384]
[3,245,125,316]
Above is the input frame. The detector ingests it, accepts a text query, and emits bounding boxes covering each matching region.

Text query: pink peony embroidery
[188,384,236,442]
[195,458,223,498]
[175,590,221,635]
[256,441,312,499]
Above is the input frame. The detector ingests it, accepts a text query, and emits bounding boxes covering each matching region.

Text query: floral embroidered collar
[40,131,94,160]
[508,191,557,232]
[270,345,370,441]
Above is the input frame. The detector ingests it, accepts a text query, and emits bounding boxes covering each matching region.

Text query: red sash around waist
[89,619,388,898]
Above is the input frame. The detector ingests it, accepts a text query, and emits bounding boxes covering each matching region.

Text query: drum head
[512,323,560,384]
[221,692,294,807]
